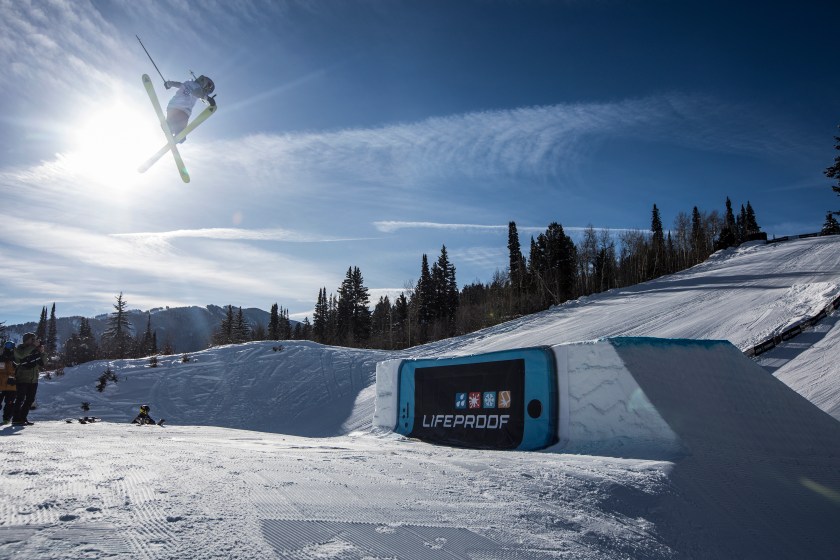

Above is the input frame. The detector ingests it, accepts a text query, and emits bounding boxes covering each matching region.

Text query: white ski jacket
[166,80,206,116]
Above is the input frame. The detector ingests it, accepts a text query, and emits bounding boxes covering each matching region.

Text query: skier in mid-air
[163,75,215,143]
[136,36,219,181]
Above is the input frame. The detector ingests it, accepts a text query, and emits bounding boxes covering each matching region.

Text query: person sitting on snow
[131,404,156,425]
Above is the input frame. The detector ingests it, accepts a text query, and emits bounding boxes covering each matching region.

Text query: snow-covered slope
[430,237,840,356]
[35,341,387,436]
[2,236,839,559]
[764,308,840,419]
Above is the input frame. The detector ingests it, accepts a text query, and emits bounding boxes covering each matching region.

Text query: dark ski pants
[0,390,16,422]
[12,382,37,423]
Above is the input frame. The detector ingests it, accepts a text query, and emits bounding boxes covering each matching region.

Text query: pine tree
[824,126,840,214]
[717,197,738,249]
[36,306,47,341]
[140,312,156,357]
[393,292,409,348]
[744,202,760,236]
[301,317,313,340]
[233,307,250,343]
[737,204,747,242]
[527,236,544,305]
[535,223,577,305]
[507,222,525,294]
[268,303,280,340]
[213,305,235,345]
[413,256,434,342]
[336,268,355,344]
[650,204,665,278]
[327,293,339,344]
[691,206,705,263]
[47,303,58,355]
[578,225,599,296]
[821,212,840,235]
[79,317,93,339]
[435,245,458,334]
[65,316,98,366]
[279,306,292,340]
[594,229,617,293]
[371,296,392,347]
[102,292,134,359]
[313,289,328,342]
[335,266,371,345]
[419,255,435,324]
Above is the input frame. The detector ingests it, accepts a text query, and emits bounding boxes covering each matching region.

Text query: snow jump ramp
[375,337,840,556]
[375,337,840,458]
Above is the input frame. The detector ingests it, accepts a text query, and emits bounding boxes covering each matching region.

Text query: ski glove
[165,81,175,90]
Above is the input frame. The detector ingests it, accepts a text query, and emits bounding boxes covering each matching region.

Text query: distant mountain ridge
[5,305,274,353]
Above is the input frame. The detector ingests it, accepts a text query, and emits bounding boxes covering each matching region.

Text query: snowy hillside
[2,236,839,559]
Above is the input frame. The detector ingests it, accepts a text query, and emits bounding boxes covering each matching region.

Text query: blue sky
[1,0,838,326]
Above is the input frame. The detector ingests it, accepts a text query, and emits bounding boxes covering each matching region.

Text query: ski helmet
[197,75,214,95]
[140,404,150,414]
[3,341,14,350]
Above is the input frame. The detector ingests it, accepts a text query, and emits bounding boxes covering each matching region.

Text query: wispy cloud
[0,2,124,94]
[112,227,375,243]
[373,221,640,236]
[195,93,807,197]
[0,215,334,319]
[373,221,509,233]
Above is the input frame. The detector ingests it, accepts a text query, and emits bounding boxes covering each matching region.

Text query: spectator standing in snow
[12,333,46,426]
[163,75,215,142]
[0,341,17,425]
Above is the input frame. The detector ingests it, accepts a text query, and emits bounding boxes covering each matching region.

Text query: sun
[64,100,164,186]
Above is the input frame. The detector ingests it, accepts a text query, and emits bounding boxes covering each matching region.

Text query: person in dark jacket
[12,332,46,426]
[0,341,17,425]
[132,404,157,425]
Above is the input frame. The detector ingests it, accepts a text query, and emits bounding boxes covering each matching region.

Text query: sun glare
[65,101,164,186]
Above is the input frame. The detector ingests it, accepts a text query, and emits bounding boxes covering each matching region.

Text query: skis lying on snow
[138,74,216,183]
[65,417,101,424]
[133,418,166,427]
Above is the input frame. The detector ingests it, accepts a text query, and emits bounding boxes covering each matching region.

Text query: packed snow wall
[376,337,804,455]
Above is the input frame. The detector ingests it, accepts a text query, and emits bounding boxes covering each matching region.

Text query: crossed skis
[138,74,217,183]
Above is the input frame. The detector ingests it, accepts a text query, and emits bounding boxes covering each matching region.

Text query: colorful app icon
[483,391,497,408]
[498,390,512,409]
[455,392,467,409]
